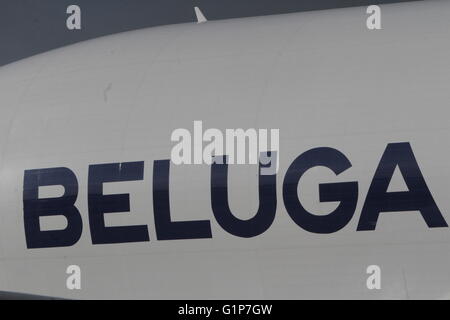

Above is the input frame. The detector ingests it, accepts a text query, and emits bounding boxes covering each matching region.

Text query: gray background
[1,0,418,67]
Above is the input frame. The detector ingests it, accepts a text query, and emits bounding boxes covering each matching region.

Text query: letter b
[23,167,82,248]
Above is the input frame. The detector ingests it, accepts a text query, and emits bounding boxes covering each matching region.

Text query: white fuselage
[0,0,449,299]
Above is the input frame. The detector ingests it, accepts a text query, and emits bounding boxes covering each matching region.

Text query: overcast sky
[0,0,418,67]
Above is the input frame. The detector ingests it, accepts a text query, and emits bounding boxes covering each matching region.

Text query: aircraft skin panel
[0,0,449,299]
